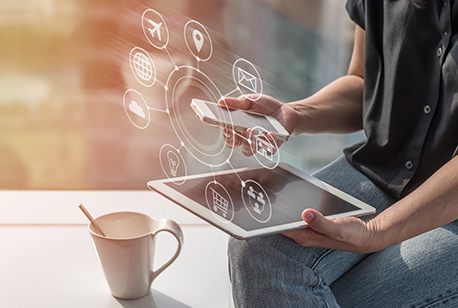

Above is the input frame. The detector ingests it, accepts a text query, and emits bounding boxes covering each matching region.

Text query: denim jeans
[228,156,458,307]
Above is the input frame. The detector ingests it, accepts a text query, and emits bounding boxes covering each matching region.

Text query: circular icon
[205,181,234,223]
[129,47,156,87]
[165,66,235,167]
[142,9,169,49]
[184,20,213,62]
[248,126,280,170]
[232,58,263,101]
[123,89,150,129]
[159,144,187,185]
[242,180,272,223]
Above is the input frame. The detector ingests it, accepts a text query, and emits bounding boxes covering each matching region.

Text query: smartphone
[190,98,289,141]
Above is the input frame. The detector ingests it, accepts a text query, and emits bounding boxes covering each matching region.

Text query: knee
[228,237,260,270]
[228,235,283,279]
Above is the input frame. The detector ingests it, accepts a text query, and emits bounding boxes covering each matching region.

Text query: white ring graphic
[165,65,235,167]
[159,144,187,185]
[123,89,151,129]
[242,180,272,223]
[205,181,235,223]
[184,20,213,62]
[129,47,156,87]
[249,126,280,170]
[232,58,263,101]
[142,9,169,49]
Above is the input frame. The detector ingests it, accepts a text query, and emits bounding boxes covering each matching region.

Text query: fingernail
[303,211,314,222]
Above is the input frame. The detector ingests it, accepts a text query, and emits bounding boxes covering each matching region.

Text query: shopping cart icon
[210,187,229,217]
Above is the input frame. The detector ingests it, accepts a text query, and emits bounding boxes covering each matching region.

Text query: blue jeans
[228,156,458,307]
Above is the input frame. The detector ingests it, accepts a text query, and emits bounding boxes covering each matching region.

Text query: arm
[286,25,366,135]
[221,26,366,152]
[284,155,458,253]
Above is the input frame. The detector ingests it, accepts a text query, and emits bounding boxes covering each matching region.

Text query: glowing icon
[210,187,228,217]
[237,68,257,93]
[142,9,169,49]
[206,181,234,223]
[147,19,162,41]
[255,134,274,161]
[192,29,204,53]
[167,151,180,177]
[129,100,146,119]
[123,89,150,129]
[232,59,263,101]
[133,52,154,81]
[184,20,213,62]
[247,185,265,215]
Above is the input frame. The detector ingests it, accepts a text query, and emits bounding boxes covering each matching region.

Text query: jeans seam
[310,249,335,308]
[311,249,334,270]
[311,273,330,308]
[419,291,458,308]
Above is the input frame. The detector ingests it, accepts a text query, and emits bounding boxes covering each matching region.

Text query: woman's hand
[218,94,299,157]
[282,209,381,253]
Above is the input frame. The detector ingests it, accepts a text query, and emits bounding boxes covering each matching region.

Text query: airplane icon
[147,19,162,41]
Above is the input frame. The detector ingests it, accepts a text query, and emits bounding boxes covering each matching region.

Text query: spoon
[78,204,106,237]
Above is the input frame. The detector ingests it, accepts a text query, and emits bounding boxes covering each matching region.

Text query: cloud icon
[129,100,146,119]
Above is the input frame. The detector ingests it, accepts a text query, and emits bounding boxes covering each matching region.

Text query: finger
[223,128,243,149]
[241,129,257,157]
[219,96,253,110]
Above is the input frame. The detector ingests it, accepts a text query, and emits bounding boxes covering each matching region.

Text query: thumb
[302,209,338,236]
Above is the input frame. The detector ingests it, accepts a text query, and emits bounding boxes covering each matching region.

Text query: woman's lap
[332,220,458,307]
[229,156,458,307]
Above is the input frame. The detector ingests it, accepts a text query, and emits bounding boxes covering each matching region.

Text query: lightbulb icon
[167,150,180,177]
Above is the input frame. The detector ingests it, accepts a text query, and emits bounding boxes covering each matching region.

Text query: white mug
[89,211,183,299]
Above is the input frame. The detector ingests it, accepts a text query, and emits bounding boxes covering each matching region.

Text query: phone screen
[204,101,278,132]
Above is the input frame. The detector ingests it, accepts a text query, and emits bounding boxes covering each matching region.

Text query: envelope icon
[238,68,257,93]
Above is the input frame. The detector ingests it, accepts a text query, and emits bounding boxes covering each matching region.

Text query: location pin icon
[192,29,204,53]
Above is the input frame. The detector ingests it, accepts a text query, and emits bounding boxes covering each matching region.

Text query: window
[0,0,363,190]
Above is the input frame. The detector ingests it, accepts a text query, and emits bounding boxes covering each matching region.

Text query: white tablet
[147,163,375,239]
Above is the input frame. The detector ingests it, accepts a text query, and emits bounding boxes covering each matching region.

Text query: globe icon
[133,52,153,81]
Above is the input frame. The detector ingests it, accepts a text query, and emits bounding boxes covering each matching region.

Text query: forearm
[369,155,458,251]
[287,74,364,136]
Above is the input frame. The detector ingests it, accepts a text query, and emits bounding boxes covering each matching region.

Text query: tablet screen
[165,166,358,231]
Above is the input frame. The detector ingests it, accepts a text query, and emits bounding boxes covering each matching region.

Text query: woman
[225,0,458,307]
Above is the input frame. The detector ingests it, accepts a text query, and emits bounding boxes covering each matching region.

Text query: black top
[344,0,458,199]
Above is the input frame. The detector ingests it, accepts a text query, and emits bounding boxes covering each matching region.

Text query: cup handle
[150,218,184,282]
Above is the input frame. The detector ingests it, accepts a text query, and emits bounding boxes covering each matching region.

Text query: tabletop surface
[0,191,232,308]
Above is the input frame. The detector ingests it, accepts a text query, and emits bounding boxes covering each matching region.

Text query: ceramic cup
[89,211,183,299]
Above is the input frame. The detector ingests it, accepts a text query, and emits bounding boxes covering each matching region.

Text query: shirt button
[437,47,442,57]
[424,105,432,114]
[405,160,414,170]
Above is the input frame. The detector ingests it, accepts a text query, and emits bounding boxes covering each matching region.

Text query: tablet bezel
[147,163,375,239]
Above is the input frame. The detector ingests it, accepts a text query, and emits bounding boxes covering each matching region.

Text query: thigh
[331,220,458,308]
[228,233,369,308]
[313,156,396,214]
[229,157,397,308]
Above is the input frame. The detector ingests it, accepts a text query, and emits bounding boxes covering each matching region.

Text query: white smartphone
[190,98,290,141]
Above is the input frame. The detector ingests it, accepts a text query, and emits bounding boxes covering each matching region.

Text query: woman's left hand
[282,209,381,253]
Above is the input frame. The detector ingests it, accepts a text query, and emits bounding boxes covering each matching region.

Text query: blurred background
[0,0,364,190]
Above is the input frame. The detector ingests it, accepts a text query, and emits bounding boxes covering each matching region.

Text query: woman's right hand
[218,94,299,157]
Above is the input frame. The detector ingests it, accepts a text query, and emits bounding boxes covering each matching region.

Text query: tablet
[147,163,375,239]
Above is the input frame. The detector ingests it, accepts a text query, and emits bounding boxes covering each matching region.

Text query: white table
[0,191,232,308]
